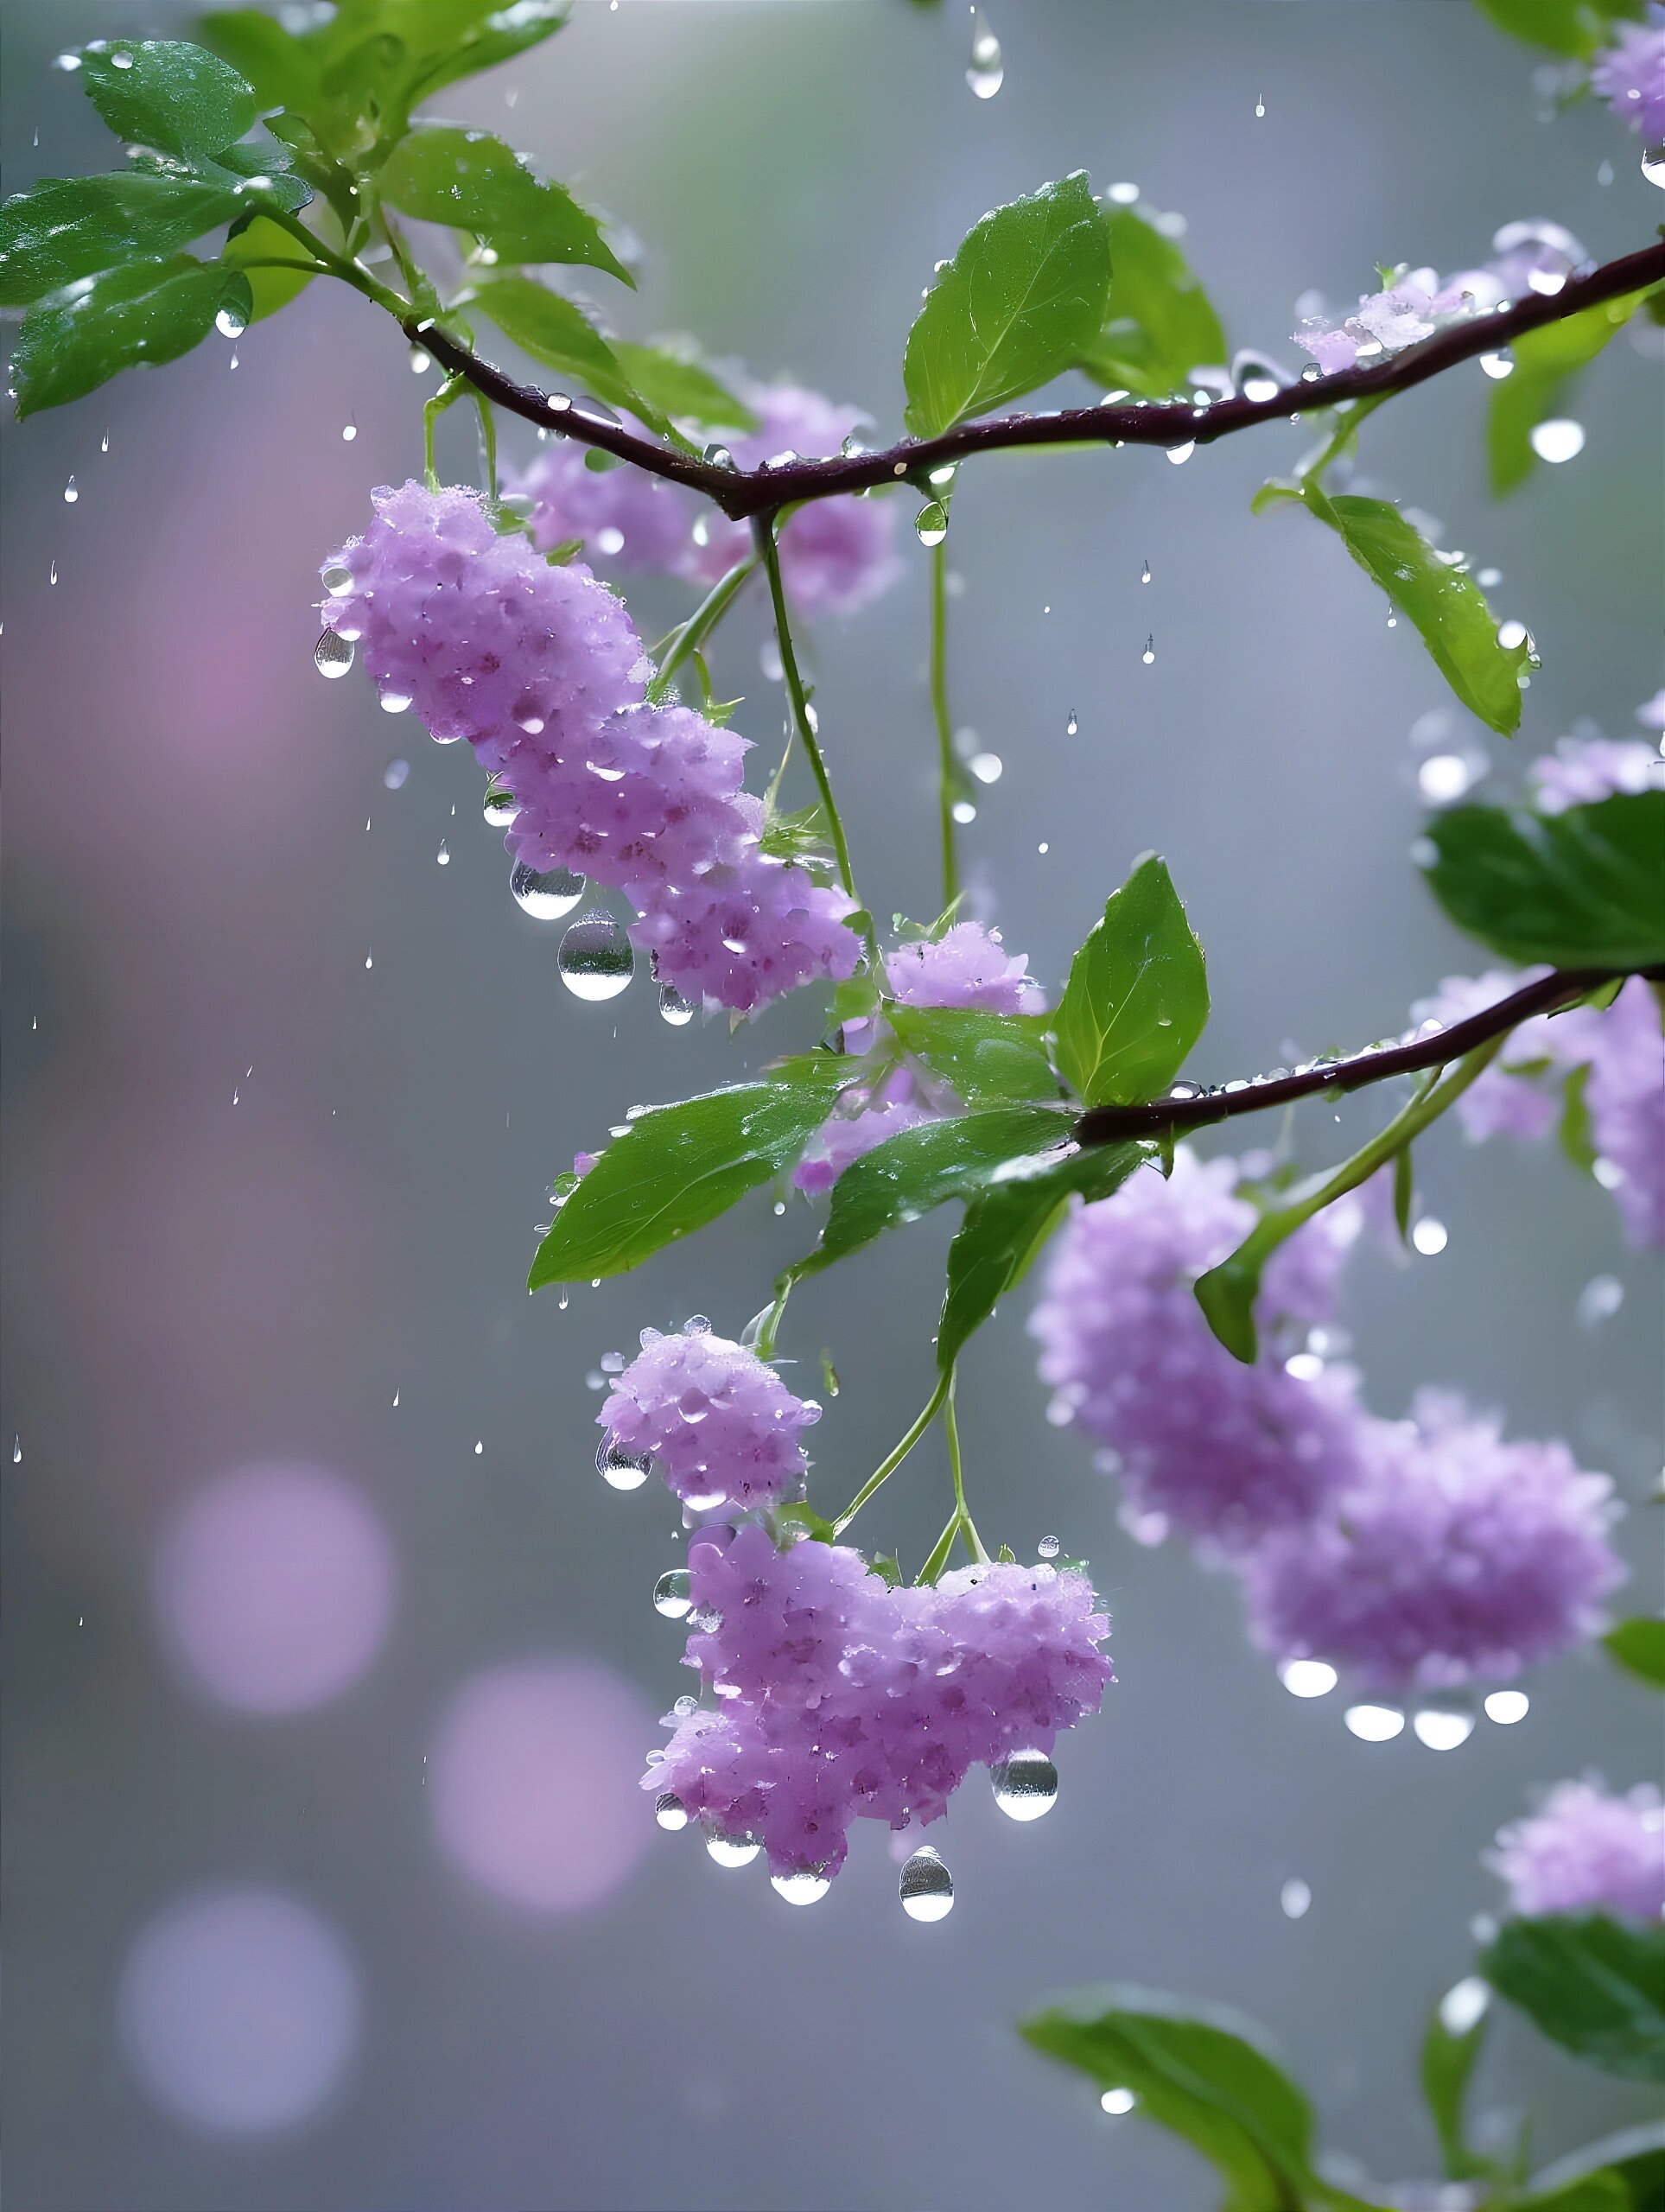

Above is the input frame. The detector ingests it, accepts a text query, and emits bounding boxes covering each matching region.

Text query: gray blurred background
[3,3,1661,2207]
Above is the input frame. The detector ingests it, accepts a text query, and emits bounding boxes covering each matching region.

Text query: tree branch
[1073,964,1662,1148]
[405,239,1664,519]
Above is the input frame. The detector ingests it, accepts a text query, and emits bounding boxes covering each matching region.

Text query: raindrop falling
[1344,1703,1405,1743]
[914,500,949,548]
[559,910,635,1001]
[899,1845,955,1921]
[1642,143,1665,188]
[1064,709,1078,736]
[364,949,373,970]
[314,628,354,679]
[382,759,410,791]
[435,840,450,867]
[1140,558,1152,583]
[1280,1878,1312,1918]
[1528,418,1585,464]
[659,983,696,1027]
[1479,348,1515,380]
[341,421,358,442]
[654,1792,689,1831]
[1141,635,1155,664]
[969,751,1002,785]
[770,1868,831,1906]
[991,1749,1058,1821]
[966,9,1003,99]
[706,1834,761,1869]
[49,561,58,587]
[1254,92,1266,118]
[11,1437,21,1465]
[652,1568,692,1619]
[511,861,586,920]
[63,475,78,505]
[596,1436,652,1491]
[1439,1976,1491,2037]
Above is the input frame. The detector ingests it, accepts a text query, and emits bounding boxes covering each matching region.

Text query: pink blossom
[1490,1779,1665,1920]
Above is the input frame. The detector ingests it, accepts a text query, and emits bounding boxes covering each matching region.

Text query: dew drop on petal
[770,1868,831,1906]
[559,912,634,1001]
[659,983,697,1027]
[511,862,586,920]
[314,628,354,679]
[651,1568,692,1619]
[596,1436,651,1491]
[654,1791,688,1831]
[991,1748,1058,1821]
[1279,1658,1338,1699]
[706,1834,760,1869]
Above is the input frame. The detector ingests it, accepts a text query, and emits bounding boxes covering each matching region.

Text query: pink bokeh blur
[430,1658,653,1912]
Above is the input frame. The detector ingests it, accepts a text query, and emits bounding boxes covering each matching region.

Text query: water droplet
[596,1435,652,1491]
[1417,753,1478,805]
[382,758,410,791]
[1344,1703,1404,1742]
[1484,1689,1528,1726]
[1280,1877,1311,1918]
[1141,636,1155,664]
[1576,1274,1624,1331]
[321,559,353,597]
[899,1845,955,1921]
[966,9,1003,98]
[1231,350,1285,403]
[559,911,634,1001]
[54,51,83,70]
[1254,92,1266,118]
[1100,2087,1136,2116]
[62,475,78,505]
[1642,143,1665,188]
[1140,560,1152,586]
[1410,1217,1447,1256]
[511,861,586,920]
[1412,1705,1474,1751]
[1037,1534,1060,1560]
[473,1440,484,1457]
[771,1868,831,1906]
[1528,418,1584,464]
[1166,441,1194,466]
[659,982,696,1027]
[1479,347,1515,380]
[706,1834,760,1869]
[1300,361,1325,385]
[364,949,373,970]
[215,302,247,340]
[314,627,354,679]
[100,430,110,454]
[914,499,949,548]
[655,1791,689,1831]
[1279,1659,1338,1699]
[991,1748,1058,1821]
[1064,709,1078,736]
[1497,617,1531,652]
[652,1568,692,1619]
[341,421,358,442]
[969,751,1002,785]
[435,839,450,867]
[1598,157,1616,186]
[379,690,411,715]
[111,48,134,69]
[49,560,58,587]
[1439,1976,1490,2036]
[950,798,977,825]
[483,787,520,830]
[11,1437,21,1464]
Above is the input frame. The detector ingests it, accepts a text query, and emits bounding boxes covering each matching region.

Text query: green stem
[474,387,499,501]
[943,1376,988,1566]
[1301,390,1389,486]
[930,538,958,912]
[833,1372,950,1535]
[750,1273,794,1363]
[646,554,759,703]
[757,517,859,906]
[917,1510,961,1586]
[424,373,466,489]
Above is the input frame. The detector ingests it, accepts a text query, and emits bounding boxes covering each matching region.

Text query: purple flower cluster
[647,1522,1112,1880]
[320,481,858,1012]
[1032,1152,1625,1694]
[1529,734,1658,814]
[1030,1152,1366,1548]
[793,922,1046,1194]
[1591,16,1665,141]
[598,1323,820,1510]
[1293,221,1586,374]
[515,379,899,618]
[1238,1392,1622,1694]
[1489,1779,1665,1921]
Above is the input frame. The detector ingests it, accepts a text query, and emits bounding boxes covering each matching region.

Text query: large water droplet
[1479,347,1515,380]
[484,787,520,830]
[1036,1535,1060,1560]
[1412,1705,1475,1751]
[1278,1658,1338,1699]
[1166,441,1195,466]
[63,475,79,505]
[966,9,1003,98]
[1528,417,1584,464]
[770,1868,831,1906]
[512,861,586,920]
[215,301,248,340]
[914,500,949,548]
[1641,142,1665,188]
[655,1791,689,1831]
[379,690,412,715]
[321,560,353,597]
[659,982,696,1027]
[899,1845,955,1921]
[706,1834,760,1869]
[314,627,354,679]
[1231,350,1285,403]
[383,758,410,791]
[1064,709,1078,737]
[1484,1689,1529,1726]
[1100,2087,1136,2116]
[991,1749,1058,1821]
[1344,1702,1404,1743]
[596,1435,652,1490]
[652,1567,692,1618]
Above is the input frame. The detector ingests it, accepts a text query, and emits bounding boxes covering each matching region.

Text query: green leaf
[1521,2176,1635,2212]
[1527,2122,1665,2212]
[773,1502,836,1545]
[1053,854,1209,1107]
[1604,1617,1665,1691]
[1392,1143,1415,1244]
[1303,486,1530,734]
[221,211,315,321]
[613,341,755,431]
[0,174,245,307]
[525,1064,853,1287]
[1077,204,1228,397]
[185,137,314,215]
[199,10,319,110]
[396,0,571,103]
[1482,1916,1665,2083]
[79,39,257,163]
[938,1144,1147,1371]
[379,128,631,284]
[1472,0,1643,60]
[887,1006,1060,1107]
[468,275,653,421]
[1194,1254,1261,1364]
[1490,288,1654,494]
[1560,1061,1598,1176]
[1019,1985,1334,2212]
[795,1105,1077,1278]
[1423,793,1665,969]
[903,172,1110,435]
[1420,1988,1491,2182]
[11,255,251,417]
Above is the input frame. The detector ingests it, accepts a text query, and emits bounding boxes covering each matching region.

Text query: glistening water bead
[966,9,1003,99]
[899,1845,955,1921]
[510,861,585,920]
[596,1437,652,1491]
[914,500,949,548]
[651,1568,692,1619]
[706,1834,761,1869]
[991,1749,1059,1821]
[559,912,635,1001]
[313,628,355,679]
[654,1792,689,1831]
[658,983,696,1027]
[770,1869,832,1906]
